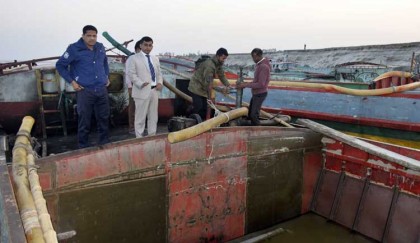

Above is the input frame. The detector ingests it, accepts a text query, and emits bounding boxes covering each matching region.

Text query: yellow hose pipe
[168,107,248,143]
[267,80,420,96]
[12,116,45,243]
[162,66,417,97]
[373,71,412,82]
[217,78,420,96]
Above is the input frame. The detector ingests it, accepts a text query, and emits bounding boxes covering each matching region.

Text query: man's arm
[128,56,147,89]
[103,46,110,86]
[56,45,75,84]
[240,65,270,89]
[154,56,164,91]
[103,48,109,77]
[216,66,230,87]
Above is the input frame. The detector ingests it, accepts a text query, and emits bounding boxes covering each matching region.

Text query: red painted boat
[1,119,419,242]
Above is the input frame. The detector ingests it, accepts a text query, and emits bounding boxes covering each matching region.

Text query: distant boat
[216,70,420,149]
[265,60,391,82]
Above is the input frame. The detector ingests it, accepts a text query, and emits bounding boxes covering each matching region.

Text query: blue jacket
[56,38,109,89]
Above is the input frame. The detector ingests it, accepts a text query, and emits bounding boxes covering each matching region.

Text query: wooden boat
[0,56,179,135]
[215,71,420,149]
[1,35,419,150]
[1,117,419,242]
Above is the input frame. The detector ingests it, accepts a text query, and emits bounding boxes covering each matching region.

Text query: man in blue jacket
[56,25,110,148]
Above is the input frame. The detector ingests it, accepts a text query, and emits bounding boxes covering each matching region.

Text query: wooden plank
[297,119,420,171]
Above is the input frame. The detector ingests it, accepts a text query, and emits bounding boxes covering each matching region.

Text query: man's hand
[236,83,245,89]
[223,86,230,94]
[106,79,110,87]
[71,80,84,91]
[156,83,163,91]
[141,82,150,89]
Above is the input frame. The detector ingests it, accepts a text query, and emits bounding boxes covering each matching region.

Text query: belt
[151,86,156,89]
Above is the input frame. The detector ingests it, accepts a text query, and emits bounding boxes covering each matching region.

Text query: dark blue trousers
[248,92,267,126]
[76,87,110,148]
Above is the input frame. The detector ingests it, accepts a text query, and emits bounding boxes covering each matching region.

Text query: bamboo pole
[27,152,57,242]
[168,107,248,143]
[161,65,192,80]
[12,116,45,243]
[297,119,420,171]
[162,79,231,112]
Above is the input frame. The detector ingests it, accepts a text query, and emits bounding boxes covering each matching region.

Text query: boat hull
[2,126,420,242]
[0,62,177,134]
[218,84,420,148]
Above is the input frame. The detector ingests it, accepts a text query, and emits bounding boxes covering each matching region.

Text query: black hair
[82,25,97,34]
[134,40,142,51]
[251,48,263,57]
[216,48,229,56]
[139,36,153,44]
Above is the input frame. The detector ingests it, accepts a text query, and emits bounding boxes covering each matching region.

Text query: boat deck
[44,123,169,155]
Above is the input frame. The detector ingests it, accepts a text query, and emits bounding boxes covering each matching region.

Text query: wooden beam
[297,119,420,171]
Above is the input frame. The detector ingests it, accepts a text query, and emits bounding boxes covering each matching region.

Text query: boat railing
[0,55,124,76]
[0,57,60,75]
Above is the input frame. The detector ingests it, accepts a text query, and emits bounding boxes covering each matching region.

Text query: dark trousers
[248,92,267,126]
[191,93,207,121]
[76,87,110,148]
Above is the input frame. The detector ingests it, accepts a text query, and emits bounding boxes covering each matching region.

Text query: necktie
[146,54,156,82]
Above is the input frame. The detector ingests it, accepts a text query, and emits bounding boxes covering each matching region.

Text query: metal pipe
[235,67,244,109]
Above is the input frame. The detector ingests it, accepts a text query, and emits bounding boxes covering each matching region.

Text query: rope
[207,99,222,116]
[222,113,230,123]
[16,130,31,141]
[20,209,41,233]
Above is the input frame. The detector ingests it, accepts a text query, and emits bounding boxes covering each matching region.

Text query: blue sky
[1,0,419,61]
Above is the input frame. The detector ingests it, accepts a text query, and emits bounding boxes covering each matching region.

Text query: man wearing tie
[127,36,163,138]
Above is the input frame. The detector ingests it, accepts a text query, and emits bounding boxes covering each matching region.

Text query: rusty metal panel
[245,132,321,233]
[247,131,321,157]
[313,170,340,218]
[54,176,166,243]
[169,136,207,162]
[355,184,393,241]
[168,156,247,243]
[246,136,304,233]
[342,143,369,161]
[302,151,323,213]
[55,139,166,188]
[385,193,420,243]
[205,130,248,158]
[246,150,303,232]
[333,176,364,228]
